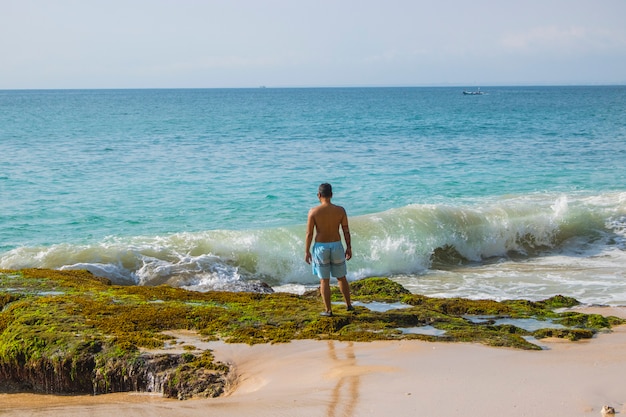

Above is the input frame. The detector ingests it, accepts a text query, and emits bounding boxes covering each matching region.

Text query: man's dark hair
[318,183,333,198]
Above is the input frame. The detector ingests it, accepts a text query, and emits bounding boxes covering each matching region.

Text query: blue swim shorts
[311,241,347,279]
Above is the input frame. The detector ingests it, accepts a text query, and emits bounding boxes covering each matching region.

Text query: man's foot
[320,311,333,317]
[346,305,354,312]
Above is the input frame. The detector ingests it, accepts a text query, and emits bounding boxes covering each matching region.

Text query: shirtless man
[305,183,353,316]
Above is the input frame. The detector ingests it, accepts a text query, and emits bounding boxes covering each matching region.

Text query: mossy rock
[349,277,411,301]
[163,351,229,400]
[430,244,469,267]
[553,312,613,328]
[402,294,513,316]
[1,268,624,398]
[533,328,595,341]
[0,293,21,309]
[535,295,580,309]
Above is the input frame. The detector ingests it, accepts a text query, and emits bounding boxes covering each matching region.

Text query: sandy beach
[1,306,624,417]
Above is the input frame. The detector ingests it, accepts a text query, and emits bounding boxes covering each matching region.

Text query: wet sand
[1,306,625,417]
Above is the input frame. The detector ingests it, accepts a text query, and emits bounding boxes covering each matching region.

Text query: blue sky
[2,0,625,89]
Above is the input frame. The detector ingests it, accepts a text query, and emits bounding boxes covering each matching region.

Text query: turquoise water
[1,87,625,303]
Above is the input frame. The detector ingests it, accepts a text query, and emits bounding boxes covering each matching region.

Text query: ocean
[1,86,625,305]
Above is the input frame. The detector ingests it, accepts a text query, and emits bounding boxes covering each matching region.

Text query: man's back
[309,202,347,243]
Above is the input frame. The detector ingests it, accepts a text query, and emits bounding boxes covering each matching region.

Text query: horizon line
[2,82,626,91]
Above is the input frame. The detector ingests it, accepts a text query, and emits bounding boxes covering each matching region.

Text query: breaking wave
[1,192,625,293]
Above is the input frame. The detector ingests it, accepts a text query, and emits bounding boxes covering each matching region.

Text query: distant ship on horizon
[463,88,485,95]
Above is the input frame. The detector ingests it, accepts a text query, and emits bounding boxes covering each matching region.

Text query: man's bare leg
[337,277,353,310]
[320,278,332,314]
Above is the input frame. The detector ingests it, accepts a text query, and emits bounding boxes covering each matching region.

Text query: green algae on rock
[349,276,411,301]
[0,269,624,397]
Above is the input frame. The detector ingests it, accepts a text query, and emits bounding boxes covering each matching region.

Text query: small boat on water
[463,88,485,95]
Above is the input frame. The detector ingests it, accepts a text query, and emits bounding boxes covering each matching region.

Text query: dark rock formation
[0,352,229,399]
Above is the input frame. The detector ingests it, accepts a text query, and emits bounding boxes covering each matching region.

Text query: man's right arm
[305,209,315,264]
